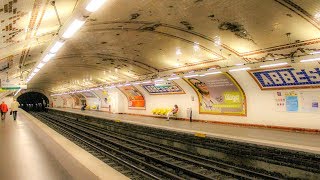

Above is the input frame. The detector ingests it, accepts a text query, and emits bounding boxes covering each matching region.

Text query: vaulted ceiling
[1,0,320,93]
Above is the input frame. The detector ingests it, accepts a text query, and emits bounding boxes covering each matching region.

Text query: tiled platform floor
[51,108,320,154]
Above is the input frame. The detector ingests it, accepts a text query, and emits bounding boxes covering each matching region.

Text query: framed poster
[184,73,246,116]
[141,81,185,95]
[118,85,145,109]
[70,94,81,106]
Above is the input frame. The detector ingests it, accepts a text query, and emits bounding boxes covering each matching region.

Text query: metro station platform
[51,108,320,154]
[0,110,128,180]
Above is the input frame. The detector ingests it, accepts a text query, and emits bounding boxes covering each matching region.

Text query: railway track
[31,112,282,180]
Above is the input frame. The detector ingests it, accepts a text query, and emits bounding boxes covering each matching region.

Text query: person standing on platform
[0,101,8,120]
[10,99,20,121]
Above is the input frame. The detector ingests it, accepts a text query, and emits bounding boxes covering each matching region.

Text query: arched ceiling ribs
[54,53,159,73]
[51,64,140,81]
[84,21,225,59]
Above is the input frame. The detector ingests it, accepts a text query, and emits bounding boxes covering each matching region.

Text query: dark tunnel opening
[17,92,49,112]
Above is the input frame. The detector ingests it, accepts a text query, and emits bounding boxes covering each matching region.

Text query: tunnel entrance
[17,92,49,112]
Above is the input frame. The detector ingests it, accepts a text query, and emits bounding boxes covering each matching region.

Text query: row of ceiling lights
[26,0,107,83]
[51,55,319,96]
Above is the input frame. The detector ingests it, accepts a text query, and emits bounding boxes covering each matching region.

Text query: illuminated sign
[249,67,320,90]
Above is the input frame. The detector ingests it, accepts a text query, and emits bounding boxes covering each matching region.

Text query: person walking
[0,101,8,120]
[10,99,20,121]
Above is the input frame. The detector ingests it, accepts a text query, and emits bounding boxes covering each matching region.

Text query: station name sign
[248,67,320,90]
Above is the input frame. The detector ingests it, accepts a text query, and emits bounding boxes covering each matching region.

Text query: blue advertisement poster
[286,96,298,112]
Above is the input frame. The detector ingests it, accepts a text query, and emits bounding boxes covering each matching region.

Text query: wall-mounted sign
[118,85,145,109]
[249,67,320,90]
[141,81,185,95]
[184,73,246,116]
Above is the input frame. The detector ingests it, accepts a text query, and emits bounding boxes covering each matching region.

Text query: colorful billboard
[141,81,185,95]
[118,85,145,109]
[184,73,246,116]
[249,67,320,90]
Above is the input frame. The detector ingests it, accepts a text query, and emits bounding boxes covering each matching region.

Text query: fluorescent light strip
[229,67,251,72]
[300,57,320,63]
[50,41,64,53]
[142,81,152,84]
[204,71,222,75]
[33,68,40,73]
[167,77,180,80]
[14,89,21,96]
[310,51,320,55]
[37,62,45,69]
[154,79,164,82]
[42,53,55,62]
[86,0,107,12]
[184,74,199,78]
[62,19,85,39]
[259,62,288,68]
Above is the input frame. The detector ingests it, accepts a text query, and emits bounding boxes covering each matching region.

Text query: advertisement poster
[70,94,81,106]
[118,85,145,109]
[75,93,86,100]
[184,73,246,116]
[141,81,185,95]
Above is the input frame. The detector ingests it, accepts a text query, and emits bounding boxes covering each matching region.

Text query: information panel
[118,85,145,109]
[184,73,246,116]
[274,91,320,113]
[249,67,320,90]
[141,81,185,95]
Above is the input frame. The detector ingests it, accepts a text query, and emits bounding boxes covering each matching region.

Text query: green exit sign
[0,87,21,90]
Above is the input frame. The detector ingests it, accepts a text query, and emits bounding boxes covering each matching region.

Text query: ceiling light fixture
[50,41,65,53]
[154,79,164,82]
[184,74,199,78]
[300,57,320,63]
[42,53,56,62]
[229,67,251,72]
[37,62,45,69]
[204,71,222,75]
[193,42,200,52]
[33,68,40,73]
[167,77,180,80]
[259,62,288,68]
[14,89,21,96]
[213,36,221,46]
[86,0,107,12]
[176,47,182,55]
[310,51,320,55]
[62,19,85,39]
[315,12,320,21]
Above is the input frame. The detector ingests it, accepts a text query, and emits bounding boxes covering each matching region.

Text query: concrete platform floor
[51,108,320,154]
[0,110,128,180]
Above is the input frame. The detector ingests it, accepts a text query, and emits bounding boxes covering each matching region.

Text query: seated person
[167,104,178,120]
[81,103,87,111]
